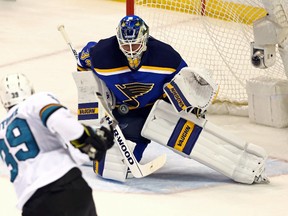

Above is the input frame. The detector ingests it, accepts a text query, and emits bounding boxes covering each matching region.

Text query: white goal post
[127,0,287,115]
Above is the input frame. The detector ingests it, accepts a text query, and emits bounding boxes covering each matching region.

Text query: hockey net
[129,0,287,115]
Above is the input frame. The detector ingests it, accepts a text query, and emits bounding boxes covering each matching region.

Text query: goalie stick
[95,91,167,178]
[57,25,167,178]
[57,25,78,61]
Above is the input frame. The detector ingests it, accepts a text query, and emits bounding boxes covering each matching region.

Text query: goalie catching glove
[164,67,218,117]
[71,124,114,161]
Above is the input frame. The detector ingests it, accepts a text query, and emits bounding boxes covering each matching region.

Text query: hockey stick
[57,25,167,178]
[96,91,167,178]
[57,25,78,61]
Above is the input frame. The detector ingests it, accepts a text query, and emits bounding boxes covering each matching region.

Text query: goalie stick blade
[133,154,167,178]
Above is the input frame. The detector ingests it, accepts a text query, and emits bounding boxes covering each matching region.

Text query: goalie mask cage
[127,0,287,115]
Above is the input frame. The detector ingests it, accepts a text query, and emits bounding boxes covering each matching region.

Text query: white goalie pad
[141,100,269,184]
[163,67,218,116]
[72,71,115,126]
[93,140,136,182]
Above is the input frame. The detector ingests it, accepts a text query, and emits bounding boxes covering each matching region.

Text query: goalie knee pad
[93,140,137,182]
[141,100,269,184]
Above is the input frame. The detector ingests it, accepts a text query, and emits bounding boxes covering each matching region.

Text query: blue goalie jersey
[77,36,188,110]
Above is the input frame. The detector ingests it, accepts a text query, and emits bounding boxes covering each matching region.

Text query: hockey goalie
[72,15,269,184]
[73,66,269,184]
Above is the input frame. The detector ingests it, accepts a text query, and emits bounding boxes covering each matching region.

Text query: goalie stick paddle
[57,25,167,178]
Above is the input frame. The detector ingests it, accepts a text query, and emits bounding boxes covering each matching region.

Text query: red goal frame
[126,0,206,16]
[126,0,134,15]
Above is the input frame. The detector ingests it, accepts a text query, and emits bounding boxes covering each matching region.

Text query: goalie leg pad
[93,140,136,182]
[141,100,268,184]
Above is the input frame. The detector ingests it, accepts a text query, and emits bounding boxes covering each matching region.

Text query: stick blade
[133,154,167,178]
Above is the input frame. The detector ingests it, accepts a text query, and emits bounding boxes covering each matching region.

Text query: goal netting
[130,0,287,115]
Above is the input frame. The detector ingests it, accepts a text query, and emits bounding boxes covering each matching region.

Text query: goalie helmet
[0,73,34,110]
[116,15,149,69]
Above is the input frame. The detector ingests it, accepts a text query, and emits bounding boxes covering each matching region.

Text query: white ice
[0,0,288,216]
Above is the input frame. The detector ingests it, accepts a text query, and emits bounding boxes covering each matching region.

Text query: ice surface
[0,0,288,216]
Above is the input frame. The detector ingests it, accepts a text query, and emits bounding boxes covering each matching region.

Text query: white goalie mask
[116,15,149,68]
[0,73,34,110]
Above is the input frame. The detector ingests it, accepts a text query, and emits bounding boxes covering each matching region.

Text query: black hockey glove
[71,125,114,161]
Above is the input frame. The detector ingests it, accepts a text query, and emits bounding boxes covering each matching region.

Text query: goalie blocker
[141,99,269,184]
